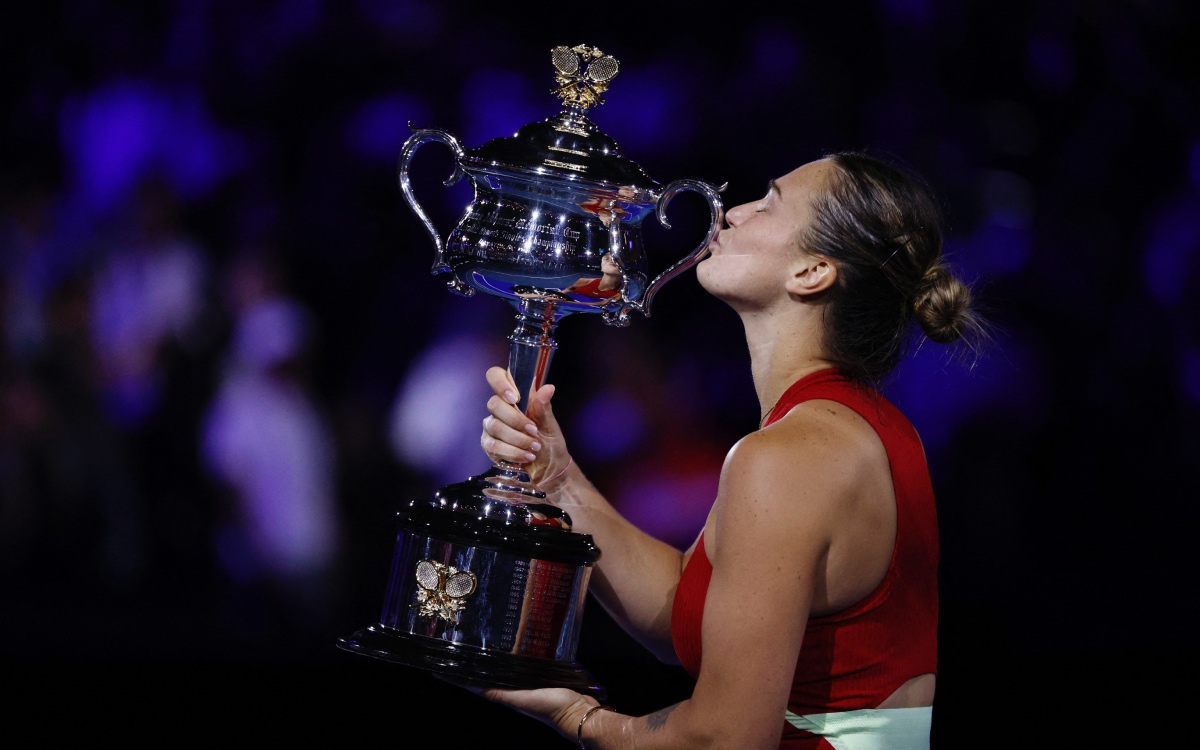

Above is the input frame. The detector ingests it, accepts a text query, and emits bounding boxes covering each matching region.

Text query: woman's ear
[785,257,837,297]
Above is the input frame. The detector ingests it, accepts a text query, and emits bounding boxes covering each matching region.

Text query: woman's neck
[740,307,831,426]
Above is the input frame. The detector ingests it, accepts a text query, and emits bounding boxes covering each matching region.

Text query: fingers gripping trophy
[337,44,723,697]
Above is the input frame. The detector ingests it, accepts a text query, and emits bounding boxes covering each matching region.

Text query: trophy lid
[396,488,602,566]
[463,45,661,191]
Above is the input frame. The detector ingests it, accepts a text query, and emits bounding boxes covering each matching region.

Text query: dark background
[2,1,1197,745]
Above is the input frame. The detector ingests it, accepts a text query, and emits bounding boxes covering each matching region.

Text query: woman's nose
[724,202,751,228]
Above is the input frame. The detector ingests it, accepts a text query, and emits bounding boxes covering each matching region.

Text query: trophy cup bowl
[337,44,723,698]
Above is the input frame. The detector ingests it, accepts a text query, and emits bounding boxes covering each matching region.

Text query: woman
[472,152,984,749]
[561,252,623,301]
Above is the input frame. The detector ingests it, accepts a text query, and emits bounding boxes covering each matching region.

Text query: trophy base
[336,624,606,698]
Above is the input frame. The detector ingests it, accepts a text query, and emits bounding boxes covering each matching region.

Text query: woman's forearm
[548,462,686,662]
[569,697,753,750]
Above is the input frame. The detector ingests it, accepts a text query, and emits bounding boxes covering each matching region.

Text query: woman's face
[697,159,835,309]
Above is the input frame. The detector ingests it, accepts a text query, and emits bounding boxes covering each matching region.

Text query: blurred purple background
[2,1,1197,745]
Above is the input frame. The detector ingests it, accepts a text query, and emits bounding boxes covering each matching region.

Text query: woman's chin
[695,261,728,300]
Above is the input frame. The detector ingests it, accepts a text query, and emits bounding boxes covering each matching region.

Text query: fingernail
[523,452,536,462]
[525,424,539,436]
[505,390,518,404]
[530,441,542,451]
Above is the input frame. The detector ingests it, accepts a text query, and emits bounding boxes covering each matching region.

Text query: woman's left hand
[440,679,598,740]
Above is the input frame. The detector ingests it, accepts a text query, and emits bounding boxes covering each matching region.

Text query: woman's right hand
[481,366,573,489]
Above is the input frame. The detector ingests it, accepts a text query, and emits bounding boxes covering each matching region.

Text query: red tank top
[669,369,939,749]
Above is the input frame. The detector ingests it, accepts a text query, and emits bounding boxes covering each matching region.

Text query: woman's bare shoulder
[736,398,878,476]
[720,403,877,527]
[779,398,886,470]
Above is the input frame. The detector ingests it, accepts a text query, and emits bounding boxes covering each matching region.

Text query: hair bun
[913,264,973,344]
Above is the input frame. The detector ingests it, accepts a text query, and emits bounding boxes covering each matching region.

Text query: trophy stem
[489,299,563,483]
[507,298,562,414]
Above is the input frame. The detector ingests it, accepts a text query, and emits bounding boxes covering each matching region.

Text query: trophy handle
[632,178,724,317]
[398,126,467,276]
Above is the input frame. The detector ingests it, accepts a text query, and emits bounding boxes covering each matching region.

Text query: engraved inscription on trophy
[498,558,530,652]
[459,213,585,262]
[513,560,576,659]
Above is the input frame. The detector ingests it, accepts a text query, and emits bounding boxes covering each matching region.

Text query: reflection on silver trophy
[337,44,723,696]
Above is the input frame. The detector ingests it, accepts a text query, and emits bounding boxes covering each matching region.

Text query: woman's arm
[481,367,691,662]
[479,417,861,749]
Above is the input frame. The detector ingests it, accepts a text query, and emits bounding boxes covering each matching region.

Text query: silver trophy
[337,44,723,697]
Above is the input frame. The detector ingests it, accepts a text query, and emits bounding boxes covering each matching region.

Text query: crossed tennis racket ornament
[414,560,478,625]
[550,44,619,110]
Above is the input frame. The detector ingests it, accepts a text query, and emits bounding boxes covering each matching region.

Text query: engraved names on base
[502,559,577,658]
[498,559,528,651]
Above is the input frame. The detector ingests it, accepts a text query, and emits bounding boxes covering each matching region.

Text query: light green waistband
[784,706,932,750]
